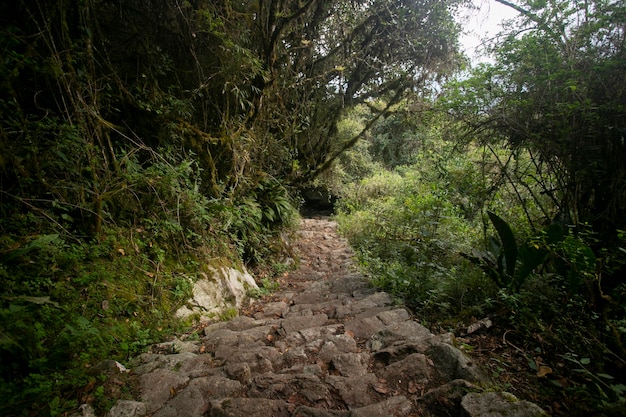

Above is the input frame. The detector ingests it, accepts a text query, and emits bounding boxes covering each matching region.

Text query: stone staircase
[96,218,546,417]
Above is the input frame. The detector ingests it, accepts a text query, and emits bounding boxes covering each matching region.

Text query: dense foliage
[0,0,463,415]
[334,0,626,415]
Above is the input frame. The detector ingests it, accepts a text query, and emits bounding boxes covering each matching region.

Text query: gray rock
[131,352,197,375]
[377,308,410,325]
[418,379,477,416]
[202,320,230,336]
[139,369,189,414]
[331,353,369,377]
[224,362,252,384]
[175,354,219,378]
[70,404,96,417]
[341,292,393,317]
[250,373,329,403]
[106,401,147,417]
[281,363,324,377]
[281,313,329,334]
[281,345,310,366]
[317,334,358,362]
[362,292,394,306]
[293,290,329,305]
[209,398,291,417]
[326,374,378,408]
[255,301,290,319]
[225,315,265,331]
[380,353,434,389]
[204,329,261,359]
[355,306,395,319]
[426,343,486,382]
[293,407,349,417]
[175,266,258,323]
[350,396,413,417]
[461,392,548,417]
[368,321,434,353]
[200,375,243,397]
[222,345,282,372]
[152,377,241,417]
[344,316,386,340]
[153,338,200,354]
[298,324,343,344]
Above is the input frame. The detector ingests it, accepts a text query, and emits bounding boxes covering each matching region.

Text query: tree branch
[495,0,566,47]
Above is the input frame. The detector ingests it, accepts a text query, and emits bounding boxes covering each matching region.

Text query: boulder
[461,392,548,417]
[426,343,487,382]
[175,266,258,322]
[107,401,147,417]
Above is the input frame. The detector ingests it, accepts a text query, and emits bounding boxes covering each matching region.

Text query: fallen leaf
[537,365,553,378]
[117,248,125,256]
[83,379,96,393]
[373,382,390,394]
[345,330,355,339]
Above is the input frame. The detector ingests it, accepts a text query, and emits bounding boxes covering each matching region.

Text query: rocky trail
[100,218,547,417]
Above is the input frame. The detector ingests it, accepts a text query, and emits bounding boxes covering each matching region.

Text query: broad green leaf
[487,211,518,279]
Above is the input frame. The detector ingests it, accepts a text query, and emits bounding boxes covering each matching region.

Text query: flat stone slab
[281,313,329,333]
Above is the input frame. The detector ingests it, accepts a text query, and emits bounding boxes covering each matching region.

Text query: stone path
[105,218,547,417]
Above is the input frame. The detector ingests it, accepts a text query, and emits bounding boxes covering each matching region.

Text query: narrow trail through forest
[103,218,546,417]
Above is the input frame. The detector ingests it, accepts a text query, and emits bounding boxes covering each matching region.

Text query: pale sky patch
[458,0,521,64]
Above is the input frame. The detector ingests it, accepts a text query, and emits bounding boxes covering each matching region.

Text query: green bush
[336,160,487,315]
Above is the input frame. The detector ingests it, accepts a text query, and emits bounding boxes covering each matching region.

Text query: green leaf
[610,384,626,395]
[546,223,565,243]
[487,211,518,279]
[580,357,591,365]
[515,242,548,290]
